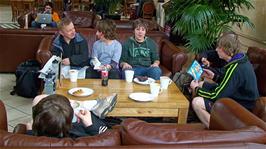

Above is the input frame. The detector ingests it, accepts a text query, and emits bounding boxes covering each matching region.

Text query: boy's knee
[192,97,204,108]
[32,94,48,107]
[149,67,161,80]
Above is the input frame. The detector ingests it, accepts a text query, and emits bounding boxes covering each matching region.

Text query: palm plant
[94,0,122,15]
[165,0,254,54]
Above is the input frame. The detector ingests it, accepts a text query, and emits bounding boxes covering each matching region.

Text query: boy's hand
[76,110,93,127]
[201,57,210,67]
[190,80,199,91]
[62,58,70,65]
[121,62,132,70]
[202,69,214,80]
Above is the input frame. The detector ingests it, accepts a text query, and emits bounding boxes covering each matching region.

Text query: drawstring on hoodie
[131,36,148,57]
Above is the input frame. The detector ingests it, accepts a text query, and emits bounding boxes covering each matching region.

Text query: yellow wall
[234,0,266,48]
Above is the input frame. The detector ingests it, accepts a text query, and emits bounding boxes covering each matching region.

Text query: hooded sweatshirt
[120,36,159,67]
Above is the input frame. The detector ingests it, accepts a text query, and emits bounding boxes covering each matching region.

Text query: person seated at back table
[86,19,122,79]
[190,32,259,128]
[52,17,89,68]
[31,2,60,28]
[119,19,161,80]
[26,93,117,138]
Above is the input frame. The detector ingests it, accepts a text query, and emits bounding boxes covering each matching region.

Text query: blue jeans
[122,66,161,80]
[31,21,57,28]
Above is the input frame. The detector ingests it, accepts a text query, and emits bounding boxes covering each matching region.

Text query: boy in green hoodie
[120,19,161,80]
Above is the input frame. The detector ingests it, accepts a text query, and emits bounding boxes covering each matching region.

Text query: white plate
[129,92,154,102]
[68,87,94,97]
[69,100,97,110]
[133,77,156,85]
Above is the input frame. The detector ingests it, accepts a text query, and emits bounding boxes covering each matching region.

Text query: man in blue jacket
[52,17,88,68]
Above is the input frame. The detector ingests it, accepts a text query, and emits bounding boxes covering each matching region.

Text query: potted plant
[164,0,254,54]
[94,0,122,17]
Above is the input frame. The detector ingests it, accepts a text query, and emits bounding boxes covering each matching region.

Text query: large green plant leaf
[94,0,122,14]
[165,0,254,53]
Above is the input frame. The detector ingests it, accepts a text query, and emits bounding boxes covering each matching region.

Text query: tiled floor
[0,4,13,23]
[0,73,33,132]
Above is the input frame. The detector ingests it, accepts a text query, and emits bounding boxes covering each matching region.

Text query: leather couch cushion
[121,118,266,145]
[210,98,266,131]
[0,129,121,147]
[114,19,161,31]
[63,11,96,28]
[247,47,266,96]
[253,97,266,122]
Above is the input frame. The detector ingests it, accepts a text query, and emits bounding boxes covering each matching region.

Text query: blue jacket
[52,33,89,67]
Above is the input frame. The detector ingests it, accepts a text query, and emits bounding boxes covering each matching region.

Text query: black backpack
[172,72,193,99]
[10,60,41,98]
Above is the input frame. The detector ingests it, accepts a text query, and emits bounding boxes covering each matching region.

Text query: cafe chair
[10,1,25,22]
[123,0,137,17]
[142,1,155,20]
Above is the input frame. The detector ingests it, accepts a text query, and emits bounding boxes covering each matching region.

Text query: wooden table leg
[177,108,188,124]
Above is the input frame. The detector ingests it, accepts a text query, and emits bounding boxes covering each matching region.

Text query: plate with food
[133,76,156,85]
[68,87,94,97]
[129,92,155,102]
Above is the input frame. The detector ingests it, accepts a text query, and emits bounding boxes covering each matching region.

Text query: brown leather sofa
[0,28,56,72]
[0,28,187,76]
[1,98,266,148]
[36,28,187,77]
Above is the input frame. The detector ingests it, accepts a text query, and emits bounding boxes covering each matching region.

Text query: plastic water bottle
[44,72,55,95]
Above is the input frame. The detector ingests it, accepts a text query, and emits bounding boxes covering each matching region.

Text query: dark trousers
[86,67,120,79]
[70,113,107,137]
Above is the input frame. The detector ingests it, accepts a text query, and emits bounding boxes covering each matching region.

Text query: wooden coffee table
[56,79,189,124]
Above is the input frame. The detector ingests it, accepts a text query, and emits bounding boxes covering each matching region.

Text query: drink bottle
[101,67,109,86]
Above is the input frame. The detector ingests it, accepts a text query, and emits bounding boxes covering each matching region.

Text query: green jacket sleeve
[120,39,130,64]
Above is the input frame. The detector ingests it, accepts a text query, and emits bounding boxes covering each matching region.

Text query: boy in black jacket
[190,32,259,128]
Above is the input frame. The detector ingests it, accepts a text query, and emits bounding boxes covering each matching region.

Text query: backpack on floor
[10,60,41,98]
[172,72,193,99]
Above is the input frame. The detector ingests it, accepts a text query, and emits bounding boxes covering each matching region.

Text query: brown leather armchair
[142,1,155,20]
[63,11,101,28]
[247,47,266,97]
[120,98,266,145]
[247,47,266,122]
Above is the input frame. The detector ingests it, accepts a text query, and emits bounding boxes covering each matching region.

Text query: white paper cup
[69,69,78,82]
[150,83,162,97]
[125,70,134,82]
[160,76,172,90]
